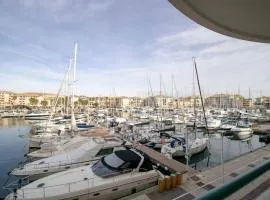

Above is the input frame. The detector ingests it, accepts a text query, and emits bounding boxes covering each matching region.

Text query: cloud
[156,26,229,47]
[0,1,270,97]
[17,0,113,12]
[201,39,256,54]
[1,0,114,23]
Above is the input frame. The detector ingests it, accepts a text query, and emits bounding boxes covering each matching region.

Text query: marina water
[0,118,266,199]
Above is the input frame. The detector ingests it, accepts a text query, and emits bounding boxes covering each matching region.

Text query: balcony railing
[196,159,270,200]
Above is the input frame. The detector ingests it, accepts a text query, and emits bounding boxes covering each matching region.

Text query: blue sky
[0,0,270,97]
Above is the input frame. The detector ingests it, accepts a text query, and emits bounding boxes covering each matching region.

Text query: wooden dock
[129,145,270,200]
[134,143,195,175]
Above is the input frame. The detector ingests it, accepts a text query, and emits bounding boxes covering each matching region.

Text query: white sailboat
[161,58,209,158]
[28,43,80,148]
[161,137,208,157]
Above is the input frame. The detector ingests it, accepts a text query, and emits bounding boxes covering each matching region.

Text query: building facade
[205,94,244,108]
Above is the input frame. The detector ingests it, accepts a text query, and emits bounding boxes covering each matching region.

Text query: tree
[74,101,79,108]
[41,100,48,107]
[11,95,17,108]
[93,102,99,108]
[29,97,38,107]
[78,98,88,107]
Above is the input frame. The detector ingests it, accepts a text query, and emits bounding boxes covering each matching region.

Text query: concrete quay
[129,145,270,200]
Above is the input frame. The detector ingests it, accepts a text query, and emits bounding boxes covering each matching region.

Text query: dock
[128,145,270,200]
[253,124,270,135]
[134,144,196,175]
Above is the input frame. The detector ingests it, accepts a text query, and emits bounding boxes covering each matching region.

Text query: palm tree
[93,102,99,108]
[41,100,48,108]
[11,95,17,108]
[29,97,38,107]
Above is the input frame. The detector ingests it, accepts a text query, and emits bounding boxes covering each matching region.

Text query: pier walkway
[127,145,270,200]
[134,143,196,175]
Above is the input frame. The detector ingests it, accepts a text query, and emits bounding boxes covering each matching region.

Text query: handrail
[15,170,154,198]
[14,158,100,172]
[196,159,270,200]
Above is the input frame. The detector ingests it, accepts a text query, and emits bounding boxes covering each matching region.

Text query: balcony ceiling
[169,0,270,43]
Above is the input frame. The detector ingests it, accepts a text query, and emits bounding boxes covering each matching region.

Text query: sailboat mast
[72,42,78,111]
[192,63,197,136]
[67,58,72,115]
[71,42,78,133]
[193,57,209,135]
[159,74,161,97]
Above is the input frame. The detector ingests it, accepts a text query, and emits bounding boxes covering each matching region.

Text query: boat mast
[192,63,197,137]
[192,57,209,135]
[71,42,78,133]
[66,58,72,115]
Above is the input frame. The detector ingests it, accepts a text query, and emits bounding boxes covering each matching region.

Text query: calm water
[0,119,266,198]
[0,119,30,198]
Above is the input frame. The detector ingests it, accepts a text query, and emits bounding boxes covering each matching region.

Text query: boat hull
[5,172,158,200]
[172,142,208,157]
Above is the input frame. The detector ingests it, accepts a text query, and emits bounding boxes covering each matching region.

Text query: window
[95,148,114,157]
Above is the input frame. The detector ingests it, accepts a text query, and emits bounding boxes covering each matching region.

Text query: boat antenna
[192,57,209,135]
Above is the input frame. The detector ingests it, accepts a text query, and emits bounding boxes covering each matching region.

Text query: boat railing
[16,169,153,199]
[15,158,100,172]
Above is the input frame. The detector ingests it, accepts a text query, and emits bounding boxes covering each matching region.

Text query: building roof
[169,0,270,43]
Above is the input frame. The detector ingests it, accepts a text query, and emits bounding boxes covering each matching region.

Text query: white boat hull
[6,169,158,200]
[231,127,253,139]
[173,141,208,157]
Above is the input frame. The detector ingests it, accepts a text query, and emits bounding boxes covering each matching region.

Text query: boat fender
[170,140,176,148]
[13,188,17,199]
[182,146,186,153]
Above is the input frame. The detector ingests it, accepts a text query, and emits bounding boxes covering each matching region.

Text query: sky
[0,0,270,98]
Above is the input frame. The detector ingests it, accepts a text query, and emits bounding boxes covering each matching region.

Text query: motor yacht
[24,112,50,120]
[11,137,125,180]
[27,135,93,158]
[6,149,158,200]
[231,121,253,140]
[219,120,237,131]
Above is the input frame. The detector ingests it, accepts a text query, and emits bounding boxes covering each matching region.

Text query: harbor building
[1,90,268,109]
[254,96,270,108]
[205,94,244,108]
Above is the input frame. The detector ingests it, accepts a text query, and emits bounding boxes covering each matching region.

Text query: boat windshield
[237,121,249,128]
[103,153,125,168]
[92,153,126,178]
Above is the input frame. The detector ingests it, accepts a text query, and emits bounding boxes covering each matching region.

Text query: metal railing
[196,159,270,200]
[14,170,156,199]
[13,158,100,173]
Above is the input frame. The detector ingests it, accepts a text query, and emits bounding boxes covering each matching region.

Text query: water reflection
[0,119,30,198]
[173,126,265,170]
[0,118,26,128]
[174,147,211,170]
